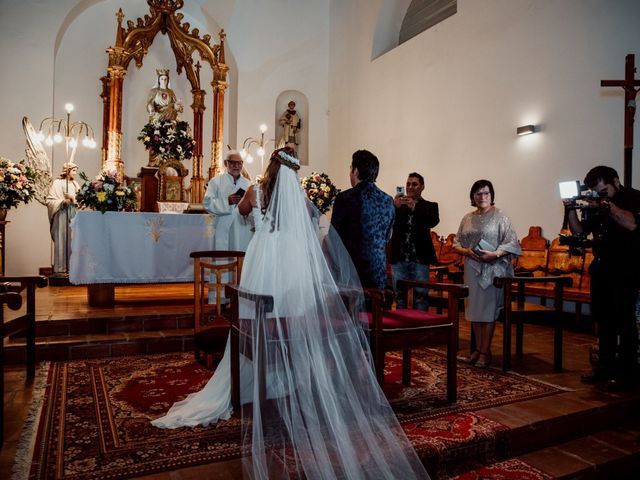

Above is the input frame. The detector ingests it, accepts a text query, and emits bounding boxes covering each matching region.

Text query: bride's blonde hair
[259,146,298,214]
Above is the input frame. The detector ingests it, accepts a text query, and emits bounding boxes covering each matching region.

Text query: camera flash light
[559,181,580,199]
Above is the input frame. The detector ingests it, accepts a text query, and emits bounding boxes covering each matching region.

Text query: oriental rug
[449,458,553,480]
[21,349,564,480]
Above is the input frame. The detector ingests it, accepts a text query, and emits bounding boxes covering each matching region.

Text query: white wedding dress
[152,164,429,479]
[151,185,283,427]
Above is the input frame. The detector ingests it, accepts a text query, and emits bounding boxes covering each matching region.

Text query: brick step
[31,313,195,338]
[448,421,640,479]
[437,395,640,479]
[3,329,195,363]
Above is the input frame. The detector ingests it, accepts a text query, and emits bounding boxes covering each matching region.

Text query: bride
[152,147,429,479]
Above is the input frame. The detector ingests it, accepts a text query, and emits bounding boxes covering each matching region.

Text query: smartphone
[396,186,405,196]
[235,187,246,197]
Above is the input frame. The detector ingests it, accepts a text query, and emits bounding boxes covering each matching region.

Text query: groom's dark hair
[351,149,379,182]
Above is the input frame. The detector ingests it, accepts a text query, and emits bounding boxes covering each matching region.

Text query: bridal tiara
[278,150,300,169]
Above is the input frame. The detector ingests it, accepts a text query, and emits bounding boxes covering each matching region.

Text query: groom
[331,149,395,289]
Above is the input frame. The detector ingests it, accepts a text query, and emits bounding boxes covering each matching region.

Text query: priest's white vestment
[203,172,252,302]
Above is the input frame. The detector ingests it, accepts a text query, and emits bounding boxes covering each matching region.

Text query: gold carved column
[190,88,206,204]
[103,9,127,179]
[104,68,126,178]
[99,76,111,168]
[210,31,229,180]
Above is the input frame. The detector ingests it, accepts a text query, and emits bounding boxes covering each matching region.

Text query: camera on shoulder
[558,180,605,210]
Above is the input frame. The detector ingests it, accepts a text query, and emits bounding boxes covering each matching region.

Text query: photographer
[390,172,440,311]
[564,166,640,390]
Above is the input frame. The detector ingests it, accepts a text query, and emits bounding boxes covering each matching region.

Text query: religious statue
[45,162,79,274]
[278,100,301,149]
[146,68,183,123]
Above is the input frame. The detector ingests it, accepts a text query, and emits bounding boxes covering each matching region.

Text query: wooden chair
[494,275,572,372]
[515,226,549,277]
[437,233,464,271]
[365,280,468,403]
[546,231,584,291]
[1,291,22,447]
[191,250,245,368]
[1,275,47,447]
[225,284,274,409]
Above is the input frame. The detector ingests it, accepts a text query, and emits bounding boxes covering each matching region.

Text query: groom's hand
[228,194,241,205]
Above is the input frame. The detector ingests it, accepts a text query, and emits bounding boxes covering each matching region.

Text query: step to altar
[4,329,196,363]
[33,312,195,337]
[438,389,640,478]
[3,310,206,363]
[448,420,640,479]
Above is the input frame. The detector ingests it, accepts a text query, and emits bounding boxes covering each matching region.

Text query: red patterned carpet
[21,350,563,479]
[449,458,553,479]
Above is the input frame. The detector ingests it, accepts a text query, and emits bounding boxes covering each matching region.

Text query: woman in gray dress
[453,180,521,367]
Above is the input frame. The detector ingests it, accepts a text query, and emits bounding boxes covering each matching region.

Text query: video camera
[558,181,609,255]
[558,232,592,250]
[558,181,605,210]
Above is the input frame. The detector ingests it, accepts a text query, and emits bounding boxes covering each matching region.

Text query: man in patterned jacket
[331,149,395,289]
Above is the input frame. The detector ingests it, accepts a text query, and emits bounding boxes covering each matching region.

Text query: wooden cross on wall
[601,54,640,186]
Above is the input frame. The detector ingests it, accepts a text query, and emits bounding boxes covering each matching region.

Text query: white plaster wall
[0,0,329,275]
[328,0,640,241]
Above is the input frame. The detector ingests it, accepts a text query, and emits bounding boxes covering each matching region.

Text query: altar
[70,211,214,306]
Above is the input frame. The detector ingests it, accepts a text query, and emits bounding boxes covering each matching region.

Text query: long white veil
[238,155,429,479]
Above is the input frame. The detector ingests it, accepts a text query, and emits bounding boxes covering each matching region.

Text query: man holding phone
[390,172,440,310]
[203,151,253,302]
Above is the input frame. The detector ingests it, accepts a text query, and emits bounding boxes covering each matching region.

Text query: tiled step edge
[32,314,195,337]
[505,396,640,457]
[3,329,195,363]
[450,423,640,480]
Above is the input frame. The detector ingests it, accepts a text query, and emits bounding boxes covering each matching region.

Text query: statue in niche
[277,100,301,149]
[147,68,183,123]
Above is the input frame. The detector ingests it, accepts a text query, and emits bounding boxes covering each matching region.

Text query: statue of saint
[146,69,183,123]
[45,162,79,274]
[278,101,301,149]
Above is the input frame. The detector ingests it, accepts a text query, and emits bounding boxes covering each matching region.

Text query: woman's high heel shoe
[475,352,492,368]
[463,350,481,365]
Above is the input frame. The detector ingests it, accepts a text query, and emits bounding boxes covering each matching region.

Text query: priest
[203,151,252,302]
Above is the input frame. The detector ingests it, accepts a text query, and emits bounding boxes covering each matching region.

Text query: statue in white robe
[146,68,183,123]
[203,152,252,302]
[45,162,79,274]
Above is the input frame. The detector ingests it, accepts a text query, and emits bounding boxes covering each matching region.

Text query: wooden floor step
[3,329,194,363]
[447,421,640,479]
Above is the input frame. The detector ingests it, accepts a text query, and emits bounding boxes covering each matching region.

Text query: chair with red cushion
[365,280,468,403]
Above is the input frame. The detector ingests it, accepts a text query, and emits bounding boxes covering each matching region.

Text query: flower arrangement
[0,157,37,209]
[301,172,340,214]
[138,119,195,162]
[76,170,137,213]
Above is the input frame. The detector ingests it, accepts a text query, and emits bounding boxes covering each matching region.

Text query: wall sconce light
[516,124,536,136]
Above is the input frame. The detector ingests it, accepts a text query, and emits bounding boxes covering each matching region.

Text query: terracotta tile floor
[2,286,639,479]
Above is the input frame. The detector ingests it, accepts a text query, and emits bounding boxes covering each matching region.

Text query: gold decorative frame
[101,0,228,203]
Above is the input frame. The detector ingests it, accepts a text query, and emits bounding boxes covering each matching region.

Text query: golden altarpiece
[100,0,228,209]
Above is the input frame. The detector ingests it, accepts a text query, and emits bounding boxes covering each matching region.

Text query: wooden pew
[515,226,549,277]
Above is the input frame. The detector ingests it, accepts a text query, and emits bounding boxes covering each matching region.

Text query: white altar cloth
[69,211,214,284]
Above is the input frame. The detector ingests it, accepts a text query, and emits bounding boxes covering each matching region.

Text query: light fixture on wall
[240,123,275,171]
[36,103,97,156]
[516,124,536,136]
